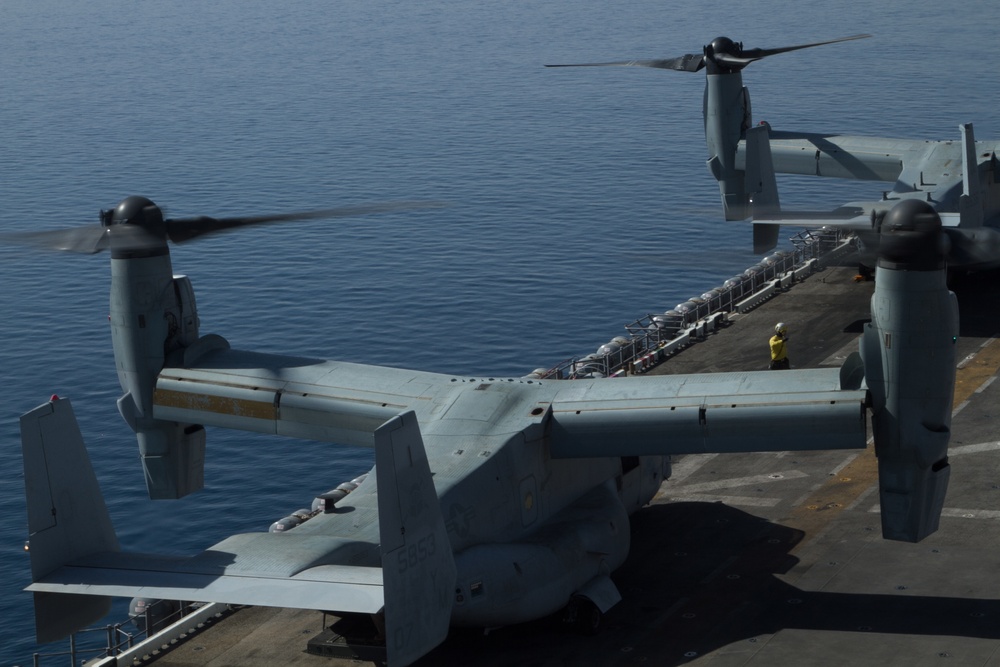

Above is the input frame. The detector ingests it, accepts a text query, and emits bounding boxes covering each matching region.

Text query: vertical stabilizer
[20,397,120,642]
[375,411,456,666]
[959,123,984,228]
[744,122,782,254]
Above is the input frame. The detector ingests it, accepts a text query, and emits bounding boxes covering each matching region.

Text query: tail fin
[375,411,456,666]
[959,123,984,228]
[21,397,120,642]
[744,122,781,253]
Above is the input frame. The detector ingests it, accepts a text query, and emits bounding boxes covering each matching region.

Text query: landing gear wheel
[564,596,603,636]
[577,599,603,636]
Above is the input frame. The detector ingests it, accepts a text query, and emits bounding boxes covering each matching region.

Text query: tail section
[376,411,456,666]
[744,122,782,253]
[959,123,984,228]
[21,397,120,642]
[19,401,457,661]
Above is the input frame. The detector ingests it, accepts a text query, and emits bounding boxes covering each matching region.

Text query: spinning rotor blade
[165,201,443,244]
[2,199,444,254]
[3,222,159,255]
[545,54,704,72]
[547,33,870,74]
[736,34,873,60]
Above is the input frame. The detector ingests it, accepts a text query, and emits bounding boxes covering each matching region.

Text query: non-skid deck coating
[142,261,1000,667]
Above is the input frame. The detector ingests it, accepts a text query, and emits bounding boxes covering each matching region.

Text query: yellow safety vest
[769,335,787,362]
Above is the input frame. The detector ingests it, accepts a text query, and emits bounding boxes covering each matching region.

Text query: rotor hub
[878,199,948,270]
[703,36,751,75]
[102,196,163,227]
[101,196,169,259]
[707,37,739,57]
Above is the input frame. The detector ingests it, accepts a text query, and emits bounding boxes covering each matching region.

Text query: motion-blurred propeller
[546,34,871,74]
[3,197,444,255]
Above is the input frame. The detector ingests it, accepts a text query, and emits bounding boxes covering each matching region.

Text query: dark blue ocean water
[3,0,999,662]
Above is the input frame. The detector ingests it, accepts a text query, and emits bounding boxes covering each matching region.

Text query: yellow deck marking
[784,337,1000,545]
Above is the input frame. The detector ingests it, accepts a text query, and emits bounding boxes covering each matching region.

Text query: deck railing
[527,229,854,380]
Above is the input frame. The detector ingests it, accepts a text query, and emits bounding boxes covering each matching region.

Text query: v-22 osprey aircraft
[548,34,1000,268]
[20,196,956,665]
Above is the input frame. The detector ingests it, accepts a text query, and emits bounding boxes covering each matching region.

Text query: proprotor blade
[740,34,872,60]
[547,33,871,75]
[2,224,110,254]
[1,221,163,255]
[2,199,445,253]
[545,53,704,72]
[165,201,445,244]
[702,33,872,73]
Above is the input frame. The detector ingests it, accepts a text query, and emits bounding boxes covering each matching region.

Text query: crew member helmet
[775,323,788,336]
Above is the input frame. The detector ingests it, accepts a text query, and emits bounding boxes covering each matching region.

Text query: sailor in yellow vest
[769,322,790,370]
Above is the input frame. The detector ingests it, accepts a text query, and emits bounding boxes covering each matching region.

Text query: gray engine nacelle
[704,71,752,222]
[111,247,206,500]
[863,200,958,542]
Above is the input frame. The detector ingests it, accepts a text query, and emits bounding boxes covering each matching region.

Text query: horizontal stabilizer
[752,212,870,228]
[28,549,384,613]
[753,210,961,230]
[21,397,119,642]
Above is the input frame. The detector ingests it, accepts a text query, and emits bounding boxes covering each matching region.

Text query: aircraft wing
[547,367,868,458]
[150,342,868,458]
[740,132,912,182]
[151,343,456,448]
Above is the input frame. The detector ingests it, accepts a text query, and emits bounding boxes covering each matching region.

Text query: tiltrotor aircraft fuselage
[18,194,958,665]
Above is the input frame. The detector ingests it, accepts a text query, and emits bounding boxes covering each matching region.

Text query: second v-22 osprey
[548,34,1000,269]
[18,195,957,665]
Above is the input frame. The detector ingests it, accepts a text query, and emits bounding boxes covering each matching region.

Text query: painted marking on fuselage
[445,503,476,540]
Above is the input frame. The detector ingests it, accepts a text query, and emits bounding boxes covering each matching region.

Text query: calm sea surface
[2,0,999,662]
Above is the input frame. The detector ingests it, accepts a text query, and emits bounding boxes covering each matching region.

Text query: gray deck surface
[142,260,1000,667]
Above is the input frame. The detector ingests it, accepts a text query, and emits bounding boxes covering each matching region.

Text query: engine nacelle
[704,71,752,221]
[110,248,206,499]
[863,200,958,542]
